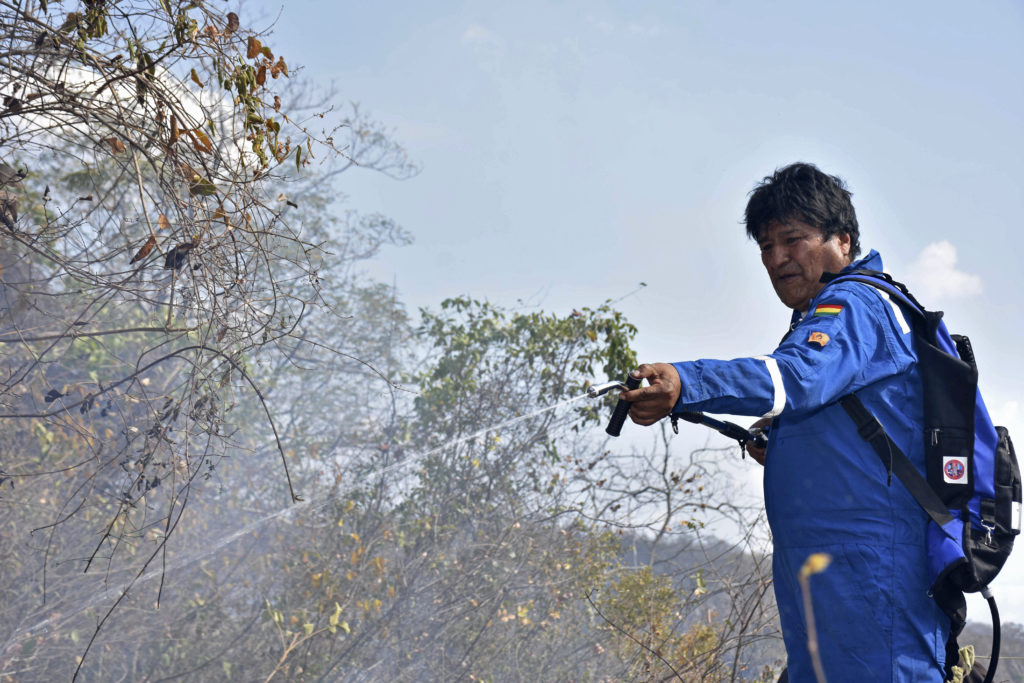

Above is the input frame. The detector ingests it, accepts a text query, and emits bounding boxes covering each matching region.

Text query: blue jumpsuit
[671,251,948,682]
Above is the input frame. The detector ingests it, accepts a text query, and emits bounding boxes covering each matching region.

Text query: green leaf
[188,173,219,196]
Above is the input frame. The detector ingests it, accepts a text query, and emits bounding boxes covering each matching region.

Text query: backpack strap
[820,269,926,315]
[838,394,954,528]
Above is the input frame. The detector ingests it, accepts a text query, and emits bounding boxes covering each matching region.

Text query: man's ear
[837,232,852,259]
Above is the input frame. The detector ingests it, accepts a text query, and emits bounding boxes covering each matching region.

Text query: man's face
[758,219,852,311]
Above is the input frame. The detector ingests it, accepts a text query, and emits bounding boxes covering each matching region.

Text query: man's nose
[766,245,790,269]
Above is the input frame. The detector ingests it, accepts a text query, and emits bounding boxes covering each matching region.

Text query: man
[621,163,948,681]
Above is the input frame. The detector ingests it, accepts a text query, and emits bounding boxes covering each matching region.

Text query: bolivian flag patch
[812,303,843,317]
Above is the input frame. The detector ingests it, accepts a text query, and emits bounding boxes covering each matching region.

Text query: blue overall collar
[788,249,883,327]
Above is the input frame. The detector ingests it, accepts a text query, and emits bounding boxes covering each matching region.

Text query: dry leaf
[130,235,156,263]
[212,206,230,227]
[100,137,126,154]
[246,36,261,59]
[190,129,213,155]
[0,191,18,228]
[0,163,25,186]
[190,68,204,88]
[256,64,266,86]
[225,12,239,35]
[158,214,171,231]
[273,95,281,112]
[170,116,180,144]
[59,12,80,34]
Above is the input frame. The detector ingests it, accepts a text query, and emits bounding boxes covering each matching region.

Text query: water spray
[0,390,597,668]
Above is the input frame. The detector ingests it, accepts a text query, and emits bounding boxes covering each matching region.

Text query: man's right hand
[745,417,772,466]
[620,363,682,426]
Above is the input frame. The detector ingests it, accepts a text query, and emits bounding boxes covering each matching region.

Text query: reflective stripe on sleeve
[755,355,786,417]
[874,289,911,335]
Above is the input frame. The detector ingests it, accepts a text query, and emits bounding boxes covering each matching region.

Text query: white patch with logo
[1013,501,1022,533]
[942,456,968,485]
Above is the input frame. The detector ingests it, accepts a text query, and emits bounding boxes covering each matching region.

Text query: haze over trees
[0,1,784,680]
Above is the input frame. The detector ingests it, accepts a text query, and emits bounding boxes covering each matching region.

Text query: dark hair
[743,162,861,259]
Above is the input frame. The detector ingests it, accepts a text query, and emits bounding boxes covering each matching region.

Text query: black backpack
[822,269,1022,683]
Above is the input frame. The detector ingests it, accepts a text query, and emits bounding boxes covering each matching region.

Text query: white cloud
[461,24,505,71]
[906,240,982,300]
[586,16,615,34]
[462,24,498,46]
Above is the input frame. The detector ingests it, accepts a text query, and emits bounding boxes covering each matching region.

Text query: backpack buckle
[981,520,995,546]
[856,419,886,443]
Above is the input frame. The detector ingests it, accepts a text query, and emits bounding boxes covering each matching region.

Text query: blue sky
[258,0,1024,621]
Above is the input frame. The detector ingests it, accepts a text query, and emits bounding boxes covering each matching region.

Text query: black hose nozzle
[605,374,641,437]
